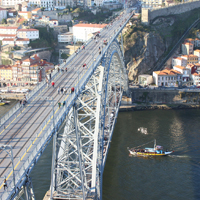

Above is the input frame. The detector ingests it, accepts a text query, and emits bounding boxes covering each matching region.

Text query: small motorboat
[128,139,174,156]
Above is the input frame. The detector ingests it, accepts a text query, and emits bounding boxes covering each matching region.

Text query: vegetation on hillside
[29,27,57,49]
[72,7,113,23]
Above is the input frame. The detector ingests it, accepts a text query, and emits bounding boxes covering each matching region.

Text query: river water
[1,103,200,200]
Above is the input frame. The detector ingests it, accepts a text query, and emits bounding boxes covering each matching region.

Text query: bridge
[0,9,133,200]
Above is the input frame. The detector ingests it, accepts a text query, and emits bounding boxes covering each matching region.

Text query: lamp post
[0,145,16,193]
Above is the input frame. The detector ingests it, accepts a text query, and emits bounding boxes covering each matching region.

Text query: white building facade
[58,32,73,43]
[0,8,7,22]
[17,29,39,40]
[153,69,182,86]
[73,24,107,42]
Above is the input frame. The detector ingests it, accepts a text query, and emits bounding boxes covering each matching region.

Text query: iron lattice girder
[53,40,129,200]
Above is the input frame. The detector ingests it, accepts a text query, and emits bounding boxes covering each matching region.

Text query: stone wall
[142,1,200,24]
[130,88,200,104]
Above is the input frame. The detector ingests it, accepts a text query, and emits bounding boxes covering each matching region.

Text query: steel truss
[51,40,128,200]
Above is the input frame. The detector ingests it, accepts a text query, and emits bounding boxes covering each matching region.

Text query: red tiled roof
[0,65,12,70]
[154,69,181,75]
[2,38,14,41]
[0,34,16,37]
[17,38,29,41]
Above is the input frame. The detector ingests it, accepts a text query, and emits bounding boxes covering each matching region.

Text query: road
[0,9,134,199]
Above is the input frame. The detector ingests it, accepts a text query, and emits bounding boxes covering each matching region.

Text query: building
[0,65,12,80]
[153,69,182,86]
[54,0,74,10]
[141,0,163,8]
[181,55,199,65]
[18,11,32,20]
[17,29,39,40]
[49,19,58,27]
[172,57,187,67]
[1,0,24,6]
[73,23,107,42]
[0,8,7,22]
[0,26,18,35]
[186,64,197,75]
[184,38,194,45]
[58,32,73,43]
[138,74,153,85]
[31,8,41,15]
[194,38,200,48]
[191,73,200,85]
[193,49,200,62]
[0,34,16,41]
[28,0,54,11]
[173,65,190,82]
[181,42,193,55]
[38,16,59,27]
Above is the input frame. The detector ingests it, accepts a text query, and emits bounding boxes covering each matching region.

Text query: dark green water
[2,104,200,200]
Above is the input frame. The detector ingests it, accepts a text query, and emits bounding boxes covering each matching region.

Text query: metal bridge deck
[0,9,133,199]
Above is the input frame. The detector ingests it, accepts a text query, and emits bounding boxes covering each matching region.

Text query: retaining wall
[142,1,200,24]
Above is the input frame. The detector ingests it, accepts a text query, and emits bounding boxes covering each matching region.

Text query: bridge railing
[1,11,134,199]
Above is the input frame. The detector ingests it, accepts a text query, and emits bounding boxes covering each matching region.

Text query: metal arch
[103,40,129,95]
[51,40,128,200]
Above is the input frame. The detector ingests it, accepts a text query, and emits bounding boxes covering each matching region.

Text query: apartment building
[2,38,30,46]
[73,23,107,42]
[0,65,12,80]
[153,69,182,87]
[181,55,199,65]
[173,65,190,82]
[172,57,187,67]
[0,7,7,22]
[181,42,193,55]
[17,29,39,40]
[58,32,73,43]
[18,11,32,20]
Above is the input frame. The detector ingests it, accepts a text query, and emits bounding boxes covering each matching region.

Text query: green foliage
[74,8,113,23]
[41,7,45,11]
[61,53,69,59]
[2,18,7,24]
[2,59,11,65]
[29,27,57,48]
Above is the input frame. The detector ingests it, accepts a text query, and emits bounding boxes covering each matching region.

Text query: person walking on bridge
[52,81,55,87]
[3,178,7,190]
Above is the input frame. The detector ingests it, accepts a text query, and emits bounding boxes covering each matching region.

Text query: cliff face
[125,31,166,81]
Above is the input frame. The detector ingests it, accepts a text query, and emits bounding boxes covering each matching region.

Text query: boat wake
[168,155,189,158]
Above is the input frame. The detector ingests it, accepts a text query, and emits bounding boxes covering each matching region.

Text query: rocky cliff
[124,8,200,82]
[125,31,166,81]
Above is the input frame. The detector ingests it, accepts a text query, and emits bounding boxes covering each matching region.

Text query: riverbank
[119,103,200,111]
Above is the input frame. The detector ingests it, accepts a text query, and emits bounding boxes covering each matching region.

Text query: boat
[128,139,174,156]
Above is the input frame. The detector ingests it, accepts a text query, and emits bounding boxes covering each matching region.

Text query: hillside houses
[153,37,200,87]
[0,54,54,85]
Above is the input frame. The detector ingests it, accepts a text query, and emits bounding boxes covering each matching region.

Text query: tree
[41,7,45,11]
[2,18,7,24]
[61,53,69,59]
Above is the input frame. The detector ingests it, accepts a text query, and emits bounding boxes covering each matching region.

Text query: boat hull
[129,150,174,156]
[0,102,5,106]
